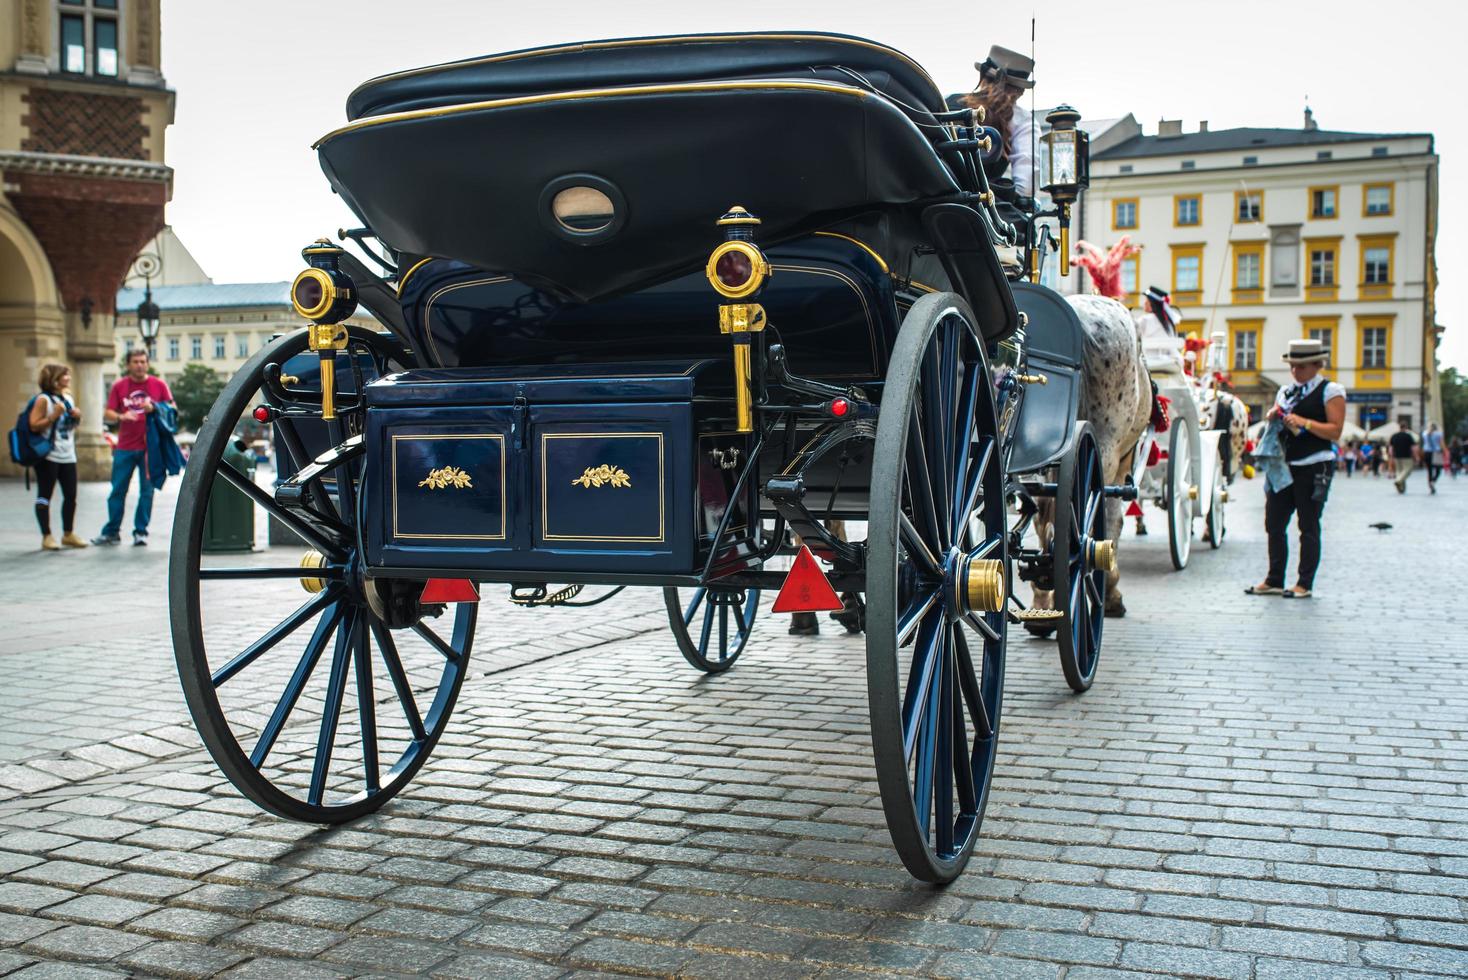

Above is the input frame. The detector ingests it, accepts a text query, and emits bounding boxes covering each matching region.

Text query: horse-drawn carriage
[170,32,1128,882]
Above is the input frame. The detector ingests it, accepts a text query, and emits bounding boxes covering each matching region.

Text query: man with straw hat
[1245,339,1346,599]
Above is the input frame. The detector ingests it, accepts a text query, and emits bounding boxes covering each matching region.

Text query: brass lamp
[1040,105,1090,276]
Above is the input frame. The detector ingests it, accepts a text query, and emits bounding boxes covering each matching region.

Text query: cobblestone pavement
[0,471,1465,978]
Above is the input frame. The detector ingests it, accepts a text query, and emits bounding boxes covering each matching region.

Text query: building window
[1243,155,1258,166]
[1174,195,1201,227]
[1119,164,1133,174]
[1233,245,1263,294]
[1181,160,1196,170]
[1310,186,1338,218]
[58,0,119,77]
[1235,191,1263,223]
[190,336,202,360]
[1229,322,1260,373]
[1120,255,1138,300]
[1358,234,1396,299]
[1317,150,1332,161]
[1171,245,1204,304]
[1302,317,1337,369]
[1113,199,1138,230]
[167,336,179,361]
[1305,237,1341,302]
[1372,146,1388,157]
[236,335,250,358]
[1363,183,1394,216]
[214,335,226,359]
[1361,326,1388,368]
[1309,248,1335,286]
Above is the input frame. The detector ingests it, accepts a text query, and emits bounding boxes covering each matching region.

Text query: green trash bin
[203,436,257,553]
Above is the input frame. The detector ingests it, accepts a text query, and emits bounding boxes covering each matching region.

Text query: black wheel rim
[1055,426,1105,693]
[868,294,1006,883]
[170,329,473,822]
[664,587,759,673]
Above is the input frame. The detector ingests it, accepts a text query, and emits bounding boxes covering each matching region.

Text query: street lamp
[132,252,162,359]
[1040,105,1090,278]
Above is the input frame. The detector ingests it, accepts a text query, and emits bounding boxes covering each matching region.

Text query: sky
[160,0,1465,369]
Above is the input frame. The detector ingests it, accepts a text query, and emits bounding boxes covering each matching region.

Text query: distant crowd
[1336,422,1457,495]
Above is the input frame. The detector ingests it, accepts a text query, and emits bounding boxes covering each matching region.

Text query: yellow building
[1,0,173,477]
[1083,113,1441,430]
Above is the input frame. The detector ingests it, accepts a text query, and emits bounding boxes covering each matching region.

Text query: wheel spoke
[272,414,339,520]
[373,622,425,743]
[212,588,338,687]
[899,513,943,577]
[955,437,994,545]
[954,628,993,741]
[411,622,462,662]
[913,638,944,839]
[215,463,346,560]
[308,609,357,807]
[355,618,380,796]
[952,663,977,814]
[968,532,1002,563]
[950,367,983,537]
[934,628,955,856]
[682,588,707,626]
[717,600,729,663]
[697,601,715,658]
[200,566,347,581]
[962,611,1001,643]
[902,612,945,762]
[905,408,944,550]
[249,601,343,767]
[1085,576,1104,614]
[898,588,942,647]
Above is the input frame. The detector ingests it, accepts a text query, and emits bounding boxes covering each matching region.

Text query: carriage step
[1013,608,1064,622]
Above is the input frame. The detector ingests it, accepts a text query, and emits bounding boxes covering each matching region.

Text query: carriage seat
[346,31,948,121]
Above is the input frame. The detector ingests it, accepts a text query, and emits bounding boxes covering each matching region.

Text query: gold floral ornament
[571,464,632,489]
[418,466,474,490]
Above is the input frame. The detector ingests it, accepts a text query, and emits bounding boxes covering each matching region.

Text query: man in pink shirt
[93,348,174,546]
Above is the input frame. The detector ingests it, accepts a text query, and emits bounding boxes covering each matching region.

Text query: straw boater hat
[1283,338,1330,364]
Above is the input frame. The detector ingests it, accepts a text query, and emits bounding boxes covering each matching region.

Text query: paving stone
[565,936,696,974]
[929,954,1061,979]
[1119,941,1253,979]
[320,936,454,973]
[222,921,346,957]
[7,962,127,979]
[0,909,62,944]
[116,939,248,978]
[991,929,1121,967]
[130,907,246,941]
[41,893,155,927]
[20,924,153,962]
[216,958,351,979]
[0,883,74,914]
[1221,924,1351,962]
[355,906,478,942]
[430,953,564,979]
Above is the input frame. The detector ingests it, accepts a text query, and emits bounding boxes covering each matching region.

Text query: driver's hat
[977,45,1035,89]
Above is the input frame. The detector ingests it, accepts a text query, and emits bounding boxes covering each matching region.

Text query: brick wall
[21,88,149,161]
[5,171,165,313]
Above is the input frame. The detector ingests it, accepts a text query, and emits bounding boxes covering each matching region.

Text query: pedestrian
[1368,440,1384,477]
[1421,422,1444,493]
[1388,422,1418,494]
[93,348,175,546]
[29,363,88,551]
[1245,339,1345,599]
[1342,441,1358,478]
[1451,436,1463,478]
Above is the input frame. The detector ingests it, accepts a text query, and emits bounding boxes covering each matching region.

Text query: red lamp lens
[294,276,323,312]
[715,250,753,289]
[253,406,272,423]
[830,398,850,418]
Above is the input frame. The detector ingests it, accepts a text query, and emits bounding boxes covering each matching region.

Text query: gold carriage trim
[419,466,474,489]
[571,464,632,488]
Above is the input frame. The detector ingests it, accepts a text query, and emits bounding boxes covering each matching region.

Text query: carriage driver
[960,45,1036,196]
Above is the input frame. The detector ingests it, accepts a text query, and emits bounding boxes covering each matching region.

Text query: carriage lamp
[708,207,771,433]
[292,240,358,420]
[1040,105,1090,278]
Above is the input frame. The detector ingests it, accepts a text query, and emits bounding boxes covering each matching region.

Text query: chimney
[1198,120,1209,133]
[1158,119,1183,138]
[1303,106,1318,131]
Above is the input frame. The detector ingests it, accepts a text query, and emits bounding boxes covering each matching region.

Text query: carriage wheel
[1166,415,1195,571]
[868,293,1007,883]
[1207,444,1226,549]
[663,587,759,673]
[170,328,475,823]
[1052,423,1108,694]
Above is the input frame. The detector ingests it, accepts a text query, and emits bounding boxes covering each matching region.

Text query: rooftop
[115,281,293,313]
[1095,126,1432,160]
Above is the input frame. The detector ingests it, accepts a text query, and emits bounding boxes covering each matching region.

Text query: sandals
[1244,584,1283,596]
[1281,588,1313,599]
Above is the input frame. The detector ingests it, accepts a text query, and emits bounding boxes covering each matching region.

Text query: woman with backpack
[29,363,87,550]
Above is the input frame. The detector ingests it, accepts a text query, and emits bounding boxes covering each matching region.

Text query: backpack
[7,394,56,468]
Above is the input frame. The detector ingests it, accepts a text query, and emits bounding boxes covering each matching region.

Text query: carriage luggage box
[363,359,738,575]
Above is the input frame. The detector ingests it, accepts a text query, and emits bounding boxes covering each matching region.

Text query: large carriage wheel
[663,587,759,673]
[1206,442,1227,549]
[868,293,1007,883]
[1166,413,1196,570]
[171,328,474,823]
[1052,423,1108,693]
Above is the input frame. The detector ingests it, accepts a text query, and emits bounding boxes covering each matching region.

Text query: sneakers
[132,532,148,547]
[41,535,60,551]
[91,534,121,546]
[61,533,88,548]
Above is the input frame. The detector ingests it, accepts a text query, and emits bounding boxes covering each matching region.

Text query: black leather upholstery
[347,32,947,120]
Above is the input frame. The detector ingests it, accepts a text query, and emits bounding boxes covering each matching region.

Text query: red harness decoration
[772,545,845,613]
[1150,393,1171,434]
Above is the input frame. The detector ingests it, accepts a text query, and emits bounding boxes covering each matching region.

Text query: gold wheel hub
[1087,538,1117,572]
[1187,485,1199,501]
[963,558,1006,614]
[300,550,328,593]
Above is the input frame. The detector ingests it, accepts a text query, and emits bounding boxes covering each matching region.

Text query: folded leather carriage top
[315,32,968,305]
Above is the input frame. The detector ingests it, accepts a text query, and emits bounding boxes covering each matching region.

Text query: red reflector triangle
[420,578,479,604]
[1125,500,1144,518]
[772,545,845,613]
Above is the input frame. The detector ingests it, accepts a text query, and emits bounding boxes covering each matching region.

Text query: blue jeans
[101,449,155,537]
